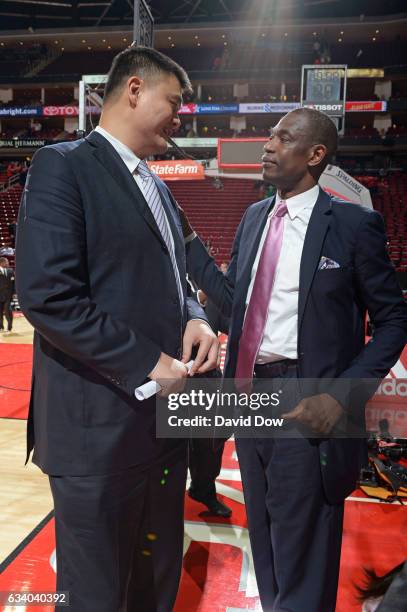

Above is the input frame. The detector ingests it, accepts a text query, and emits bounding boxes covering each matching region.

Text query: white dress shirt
[245,184,320,363]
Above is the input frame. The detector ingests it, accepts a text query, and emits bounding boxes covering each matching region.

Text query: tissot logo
[304,102,343,112]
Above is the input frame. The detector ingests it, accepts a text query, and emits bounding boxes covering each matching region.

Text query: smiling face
[262,111,328,194]
[129,73,182,157]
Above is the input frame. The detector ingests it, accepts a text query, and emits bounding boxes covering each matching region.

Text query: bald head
[287,107,338,169]
[262,107,338,196]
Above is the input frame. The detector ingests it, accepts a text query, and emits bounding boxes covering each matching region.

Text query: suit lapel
[86,131,167,249]
[298,187,332,332]
[224,198,274,377]
[235,197,275,304]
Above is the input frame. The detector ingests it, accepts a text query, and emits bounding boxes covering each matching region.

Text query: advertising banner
[238,102,299,114]
[147,160,205,180]
[319,165,373,208]
[42,105,101,116]
[0,102,387,118]
[345,100,387,112]
[179,103,198,114]
[0,139,46,148]
[0,106,42,117]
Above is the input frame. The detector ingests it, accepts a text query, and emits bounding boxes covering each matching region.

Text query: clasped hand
[282,393,344,435]
[148,320,219,397]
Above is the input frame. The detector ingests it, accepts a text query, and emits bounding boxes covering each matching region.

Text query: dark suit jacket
[0,267,14,301]
[205,298,229,336]
[187,276,229,335]
[16,130,207,476]
[186,188,407,503]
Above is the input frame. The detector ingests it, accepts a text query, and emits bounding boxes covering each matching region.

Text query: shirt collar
[95,125,141,175]
[275,184,320,220]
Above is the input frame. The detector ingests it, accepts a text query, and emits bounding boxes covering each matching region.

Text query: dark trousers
[50,444,188,612]
[236,363,344,612]
[0,298,12,330]
[188,438,224,499]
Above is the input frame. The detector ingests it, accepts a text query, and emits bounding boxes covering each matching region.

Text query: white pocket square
[318,256,341,270]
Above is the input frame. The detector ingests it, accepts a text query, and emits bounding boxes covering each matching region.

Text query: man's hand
[282,393,344,435]
[148,352,188,397]
[182,320,219,375]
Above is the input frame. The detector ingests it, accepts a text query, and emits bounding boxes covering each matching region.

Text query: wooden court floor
[1,315,406,612]
[0,315,52,562]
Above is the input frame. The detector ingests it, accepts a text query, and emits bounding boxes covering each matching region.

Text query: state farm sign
[147,160,205,180]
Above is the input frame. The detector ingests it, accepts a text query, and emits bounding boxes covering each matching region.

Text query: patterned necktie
[235,200,288,383]
[136,160,184,310]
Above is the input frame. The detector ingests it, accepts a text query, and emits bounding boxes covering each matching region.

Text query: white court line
[216,469,406,507]
[346,495,405,506]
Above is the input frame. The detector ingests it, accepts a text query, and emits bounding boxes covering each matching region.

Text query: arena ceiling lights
[0,0,407,29]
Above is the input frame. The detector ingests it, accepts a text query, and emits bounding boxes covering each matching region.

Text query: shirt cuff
[189,317,211,328]
[184,231,197,244]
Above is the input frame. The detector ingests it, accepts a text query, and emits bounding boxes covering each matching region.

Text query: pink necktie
[235,201,288,384]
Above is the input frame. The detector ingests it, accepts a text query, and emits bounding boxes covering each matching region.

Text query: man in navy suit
[180,108,407,611]
[0,256,14,332]
[16,47,219,611]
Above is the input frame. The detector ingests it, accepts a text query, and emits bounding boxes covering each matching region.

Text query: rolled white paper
[134,360,194,401]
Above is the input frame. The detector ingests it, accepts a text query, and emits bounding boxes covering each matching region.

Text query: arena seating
[0,185,22,267]
[0,177,258,268]
[173,173,407,272]
[38,51,116,77]
[340,127,383,145]
[170,177,258,263]
[0,174,406,276]
[364,173,407,273]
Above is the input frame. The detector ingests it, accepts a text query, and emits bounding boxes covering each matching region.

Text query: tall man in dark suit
[0,256,14,332]
[15,47,219,612]
[180,108,407,611]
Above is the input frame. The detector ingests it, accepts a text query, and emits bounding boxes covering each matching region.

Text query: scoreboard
[301,65,347,134]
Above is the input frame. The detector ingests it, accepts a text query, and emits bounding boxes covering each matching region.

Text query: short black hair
[104,45,192,103]
[290,107,338,168]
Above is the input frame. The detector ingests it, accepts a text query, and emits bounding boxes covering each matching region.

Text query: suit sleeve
[330,210,407,413]
[186,296,209,324]
[15,146,162,395]
[340,210,407,381]
[160,188,209,326]
[185,209,249,317]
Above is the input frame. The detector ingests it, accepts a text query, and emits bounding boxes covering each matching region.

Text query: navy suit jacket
[16,130,207,476]
[0,267,14,301]
[186,187,407,503]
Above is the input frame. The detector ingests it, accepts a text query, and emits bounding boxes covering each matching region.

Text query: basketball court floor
[0,316,406,611]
